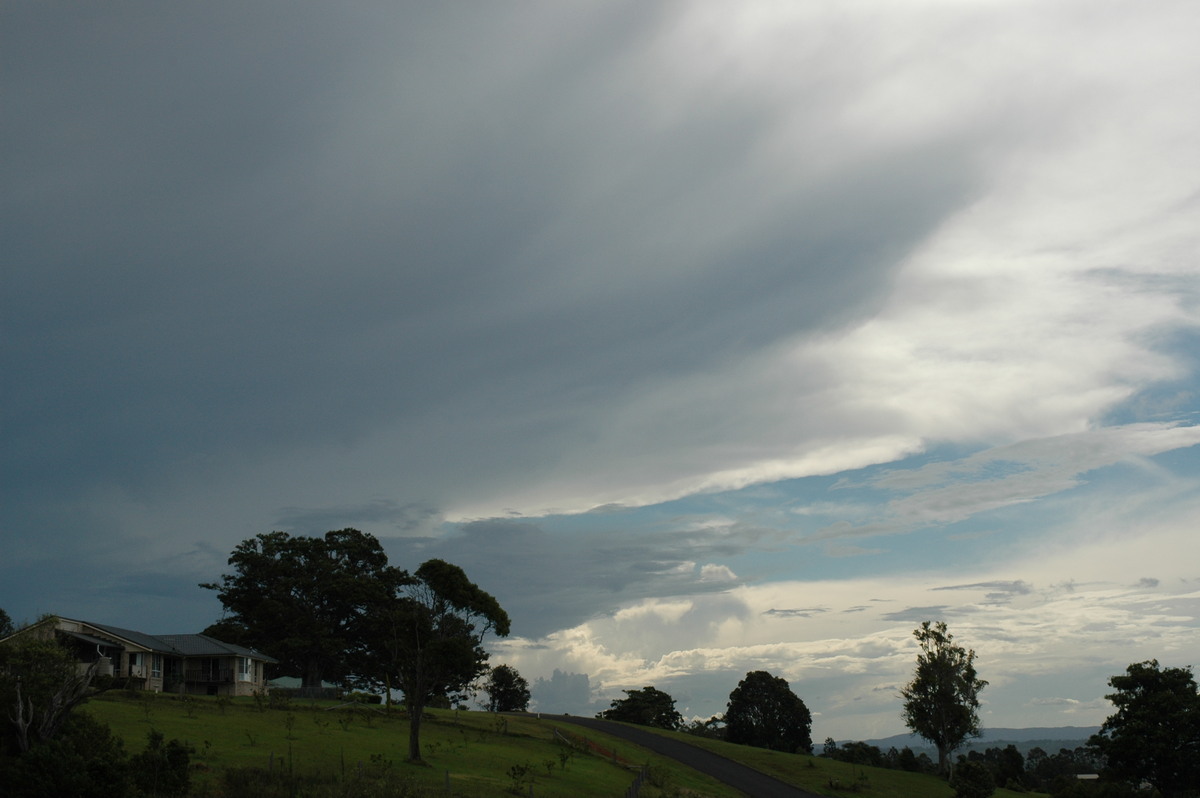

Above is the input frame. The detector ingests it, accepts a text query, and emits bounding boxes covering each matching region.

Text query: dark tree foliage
[684,715,726,739]
[0,712,131,798]
[724,670,813,754]
[130,730,193,797]
[901,621,988,775]
[1089,659,1200,798]
[0,608,14,638]
[964,745,1025,790]
[950,760,996,798]
[201,529,403,689]
[363,559,510,762]
[0,626,99,753]
[485,664,531,712]
[599,686,684,730]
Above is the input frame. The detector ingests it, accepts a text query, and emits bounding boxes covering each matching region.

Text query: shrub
[951,760,997,798]
[0,712,130,798]
[130,729,193,797]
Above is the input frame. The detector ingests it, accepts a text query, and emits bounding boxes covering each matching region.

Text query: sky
[3,1,1199,742]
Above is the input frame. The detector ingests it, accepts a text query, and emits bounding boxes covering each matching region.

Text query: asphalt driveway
[537,714,823,797]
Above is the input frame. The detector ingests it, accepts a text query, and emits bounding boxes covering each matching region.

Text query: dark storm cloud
[381,516,757,638]
[1,2,981,510]
[275,501,440,537]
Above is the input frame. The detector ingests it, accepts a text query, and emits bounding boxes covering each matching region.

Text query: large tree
[1089,660,1200,798]
[365,559,510,762]
[599,686,683,730]
[724,670,813,753]
[201,529,402,689]
[485,664,530,712]
[900,621,987,775]
[0,625,99,754]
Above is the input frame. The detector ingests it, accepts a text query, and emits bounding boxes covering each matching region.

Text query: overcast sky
[4,1,1199,741]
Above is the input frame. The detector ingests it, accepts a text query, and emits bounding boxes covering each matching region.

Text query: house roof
[157,634,277,663]
[87,621,179,654]
[60,630,126,650]
[32,617,276,663]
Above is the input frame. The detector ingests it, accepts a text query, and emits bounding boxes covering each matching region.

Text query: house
[2,616,276,697]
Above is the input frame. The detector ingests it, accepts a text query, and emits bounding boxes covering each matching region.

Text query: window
[238,657,252,682]
[129,652,144,677]
[151,654,162,678]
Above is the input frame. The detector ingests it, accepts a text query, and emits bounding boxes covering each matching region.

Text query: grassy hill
[82,691,1046,797]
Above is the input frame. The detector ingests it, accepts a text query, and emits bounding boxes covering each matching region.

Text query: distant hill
[853,727,1101,756]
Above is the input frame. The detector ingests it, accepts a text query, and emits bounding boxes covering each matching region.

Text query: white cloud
[495,500,1200,738]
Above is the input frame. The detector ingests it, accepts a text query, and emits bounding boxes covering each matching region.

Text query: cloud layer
[3,1,1199,740]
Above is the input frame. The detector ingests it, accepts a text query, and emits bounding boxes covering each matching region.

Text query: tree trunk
[303,659,322,692]
[408,698,423,762]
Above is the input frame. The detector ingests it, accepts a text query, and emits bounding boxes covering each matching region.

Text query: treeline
[819,739,1117,795]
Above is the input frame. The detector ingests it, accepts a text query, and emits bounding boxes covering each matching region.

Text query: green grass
[629,726,1048,798]
[83,692,1048,797]
[82,692,741,797]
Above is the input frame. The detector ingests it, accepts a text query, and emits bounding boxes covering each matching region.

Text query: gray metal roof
[86,622,180,654]
[156,633,277,663]
[56,619,275,662]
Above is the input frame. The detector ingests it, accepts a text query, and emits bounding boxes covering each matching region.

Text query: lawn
[84,692,1048,798]
[631,727,1048,798]
[83,691,741,797]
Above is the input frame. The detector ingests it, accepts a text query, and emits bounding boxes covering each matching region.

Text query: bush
[951,760,996,798]
[130,729,193,797]
[0,712,130,798]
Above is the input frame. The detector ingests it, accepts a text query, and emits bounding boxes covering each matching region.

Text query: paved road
[537,714,822,798]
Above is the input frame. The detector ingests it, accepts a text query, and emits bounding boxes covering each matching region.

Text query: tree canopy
[0,625,99,754]
[363,558,511,761]
[200,529,403,689]
[900,621,987,775]
[724,670,813,753]
[599,686,684,730]
[484,664,531,712]
[1089,659,1200,798]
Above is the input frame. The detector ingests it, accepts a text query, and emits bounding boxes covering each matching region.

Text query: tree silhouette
[485,664,530,712]
[724,670,813,753]
[599,686,683,730]
[1090,659,1200,798]
[900,621,987,775]
[201,529,401,690]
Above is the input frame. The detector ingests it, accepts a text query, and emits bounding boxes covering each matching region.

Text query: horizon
[4,1,1198,743]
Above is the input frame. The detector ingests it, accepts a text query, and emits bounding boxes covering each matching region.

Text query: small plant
[283,712,296,739]
[252,690,267,713]
[244,730,258,747]
[131,729,193,798]
[181,694,197,719]
[338,714,353,732]
[543,758,556,777]
[557,748,574,770]
[312,714,330,734]
[215,695,231,715]
[506,762,533,795]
